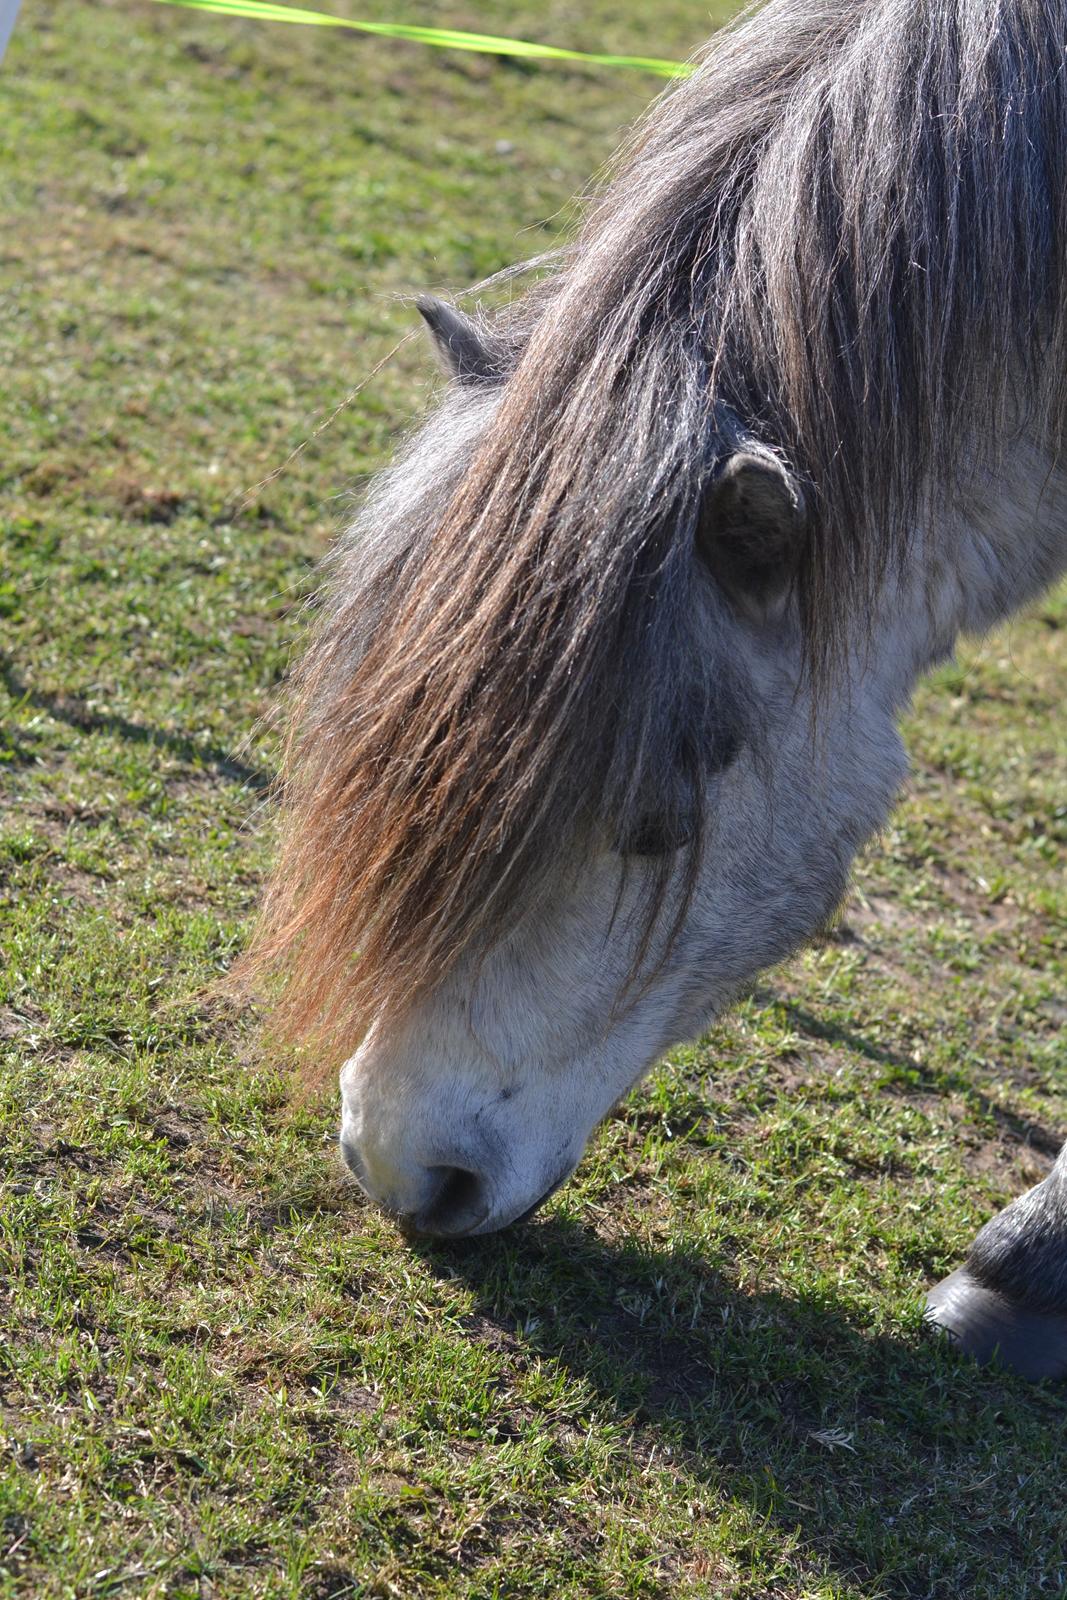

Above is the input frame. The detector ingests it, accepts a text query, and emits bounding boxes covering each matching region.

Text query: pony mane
[244,0,1067,1058]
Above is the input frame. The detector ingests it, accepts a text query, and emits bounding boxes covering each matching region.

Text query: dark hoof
[925,1267,1067,1382]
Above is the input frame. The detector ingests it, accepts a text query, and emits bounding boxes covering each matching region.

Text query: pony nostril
[413,1164,490,1237]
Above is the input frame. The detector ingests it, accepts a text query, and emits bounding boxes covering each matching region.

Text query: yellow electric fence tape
[144,0,694,79]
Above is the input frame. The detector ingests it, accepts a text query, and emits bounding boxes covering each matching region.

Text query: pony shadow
[414,1215,1067,1598]
[782,1001,1065,1161]
[0,653,271,792]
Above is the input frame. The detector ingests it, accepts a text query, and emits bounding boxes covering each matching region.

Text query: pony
[244,0,1067,1380]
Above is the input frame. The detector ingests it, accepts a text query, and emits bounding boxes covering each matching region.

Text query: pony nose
[415,1165,491,1237]
[341,1138,492,1237]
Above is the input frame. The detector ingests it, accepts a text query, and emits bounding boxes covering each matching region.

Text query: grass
[1,1,1065,1595]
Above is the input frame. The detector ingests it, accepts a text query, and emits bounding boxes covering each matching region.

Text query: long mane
[244,0,1067,1057]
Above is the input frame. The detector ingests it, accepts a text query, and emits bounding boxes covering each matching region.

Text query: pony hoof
[925,1267,1067,1382]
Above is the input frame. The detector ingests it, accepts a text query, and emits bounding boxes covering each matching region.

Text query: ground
[1,2,1065,1596]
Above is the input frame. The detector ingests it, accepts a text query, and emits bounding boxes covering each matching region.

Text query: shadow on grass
[783,1000,1065,1161]
[414,1216,1067,1599]
[0,653,271,792]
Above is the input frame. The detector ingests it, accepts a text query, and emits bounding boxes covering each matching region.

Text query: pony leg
[926,1140,1067,1381]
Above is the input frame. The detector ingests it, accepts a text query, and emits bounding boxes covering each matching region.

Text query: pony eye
[618,815,695,857]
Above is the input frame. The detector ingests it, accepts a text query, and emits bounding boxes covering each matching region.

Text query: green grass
[1,2,1066,1595]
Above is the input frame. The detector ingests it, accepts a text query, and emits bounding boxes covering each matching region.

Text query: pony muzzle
[337,1057,582,1238]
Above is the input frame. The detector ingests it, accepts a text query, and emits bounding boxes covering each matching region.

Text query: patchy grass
[1,2,1065,1596]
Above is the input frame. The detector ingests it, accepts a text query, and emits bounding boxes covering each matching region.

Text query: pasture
[1,1,1066,1594]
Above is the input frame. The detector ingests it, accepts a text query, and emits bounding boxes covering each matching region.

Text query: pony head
[244,0,1067,1234]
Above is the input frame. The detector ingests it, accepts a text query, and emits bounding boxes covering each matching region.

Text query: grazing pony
[247,0,1067,1378]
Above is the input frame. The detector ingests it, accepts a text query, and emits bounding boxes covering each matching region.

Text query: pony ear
[416,296,498,384]
[696,450,806,605]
